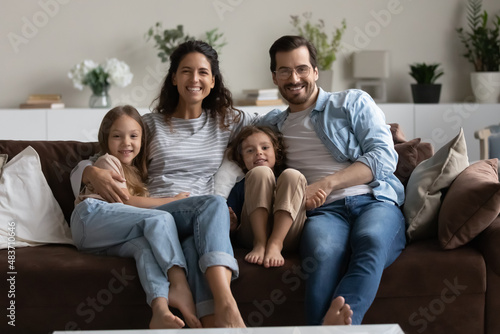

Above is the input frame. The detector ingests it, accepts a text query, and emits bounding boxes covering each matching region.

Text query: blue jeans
[155,195,239,318]
[70,198,186,306]
[300,194,406,325]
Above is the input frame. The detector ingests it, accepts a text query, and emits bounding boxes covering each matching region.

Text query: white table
[53,324,404,334]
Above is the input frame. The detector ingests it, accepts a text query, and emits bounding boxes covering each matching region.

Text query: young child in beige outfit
[226,125,326,268]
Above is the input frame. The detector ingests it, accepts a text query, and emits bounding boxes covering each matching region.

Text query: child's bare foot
[263,241,285,268]
[322,296,353,326]
[245,243,266,265]
[150,297,185,329]
[214,296,246,328]
[168,267,202,328]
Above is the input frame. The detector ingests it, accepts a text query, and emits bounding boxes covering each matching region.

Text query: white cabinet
[1,104,498,161]
[414,104,500,162]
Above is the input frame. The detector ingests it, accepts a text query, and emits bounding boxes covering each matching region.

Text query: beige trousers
[235,166,307,251]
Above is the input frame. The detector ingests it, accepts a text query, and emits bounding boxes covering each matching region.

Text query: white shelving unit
[1,104,498,161]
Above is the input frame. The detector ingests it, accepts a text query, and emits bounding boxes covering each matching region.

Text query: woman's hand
[82,165,129,203]
[305,188,327,211]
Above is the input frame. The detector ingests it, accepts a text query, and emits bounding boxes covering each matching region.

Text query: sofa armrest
[474,216,500,275]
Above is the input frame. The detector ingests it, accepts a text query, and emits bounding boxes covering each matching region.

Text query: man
[258,35,406,325]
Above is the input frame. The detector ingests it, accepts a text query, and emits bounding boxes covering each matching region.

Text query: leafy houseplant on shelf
[457,0,500,103]
[290,12,346,91]
[409,63,444,104]
[68,58,133,108]
[145,23,226,63]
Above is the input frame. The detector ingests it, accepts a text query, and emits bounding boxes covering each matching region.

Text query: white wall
[1,0,499,108]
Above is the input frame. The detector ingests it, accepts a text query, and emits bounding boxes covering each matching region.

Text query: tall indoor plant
[409,62,444,103]
[457,0,500,103]
[290,12,346,91]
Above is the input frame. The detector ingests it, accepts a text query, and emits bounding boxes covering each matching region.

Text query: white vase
[316,69,334,92]
[470,72,500,103]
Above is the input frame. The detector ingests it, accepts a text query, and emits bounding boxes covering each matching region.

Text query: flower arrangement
[68,58,133,95]
[290,12,347,71]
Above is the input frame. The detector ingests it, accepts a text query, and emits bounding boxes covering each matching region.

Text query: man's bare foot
[263,241,285,268]
[322,296,353,326]
[150,297,185,329]
[167,267,202,328]
[214,296,246,328]
[245,243,266,265]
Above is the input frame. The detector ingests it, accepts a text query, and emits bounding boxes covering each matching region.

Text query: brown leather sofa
[0,139,499,334]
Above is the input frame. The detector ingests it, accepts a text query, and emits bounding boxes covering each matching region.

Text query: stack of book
[238,88,285,106]
[20,94,65,109]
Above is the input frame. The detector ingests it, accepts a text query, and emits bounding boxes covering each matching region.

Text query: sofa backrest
[0,140,99,223]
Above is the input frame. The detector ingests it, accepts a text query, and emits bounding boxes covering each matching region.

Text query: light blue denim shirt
[258,88,404,206]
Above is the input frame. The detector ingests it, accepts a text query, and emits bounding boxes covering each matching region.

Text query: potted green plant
[290,12,346,91]
[145,23,227,63]
[457,0,500,103]
[409,63,444,103]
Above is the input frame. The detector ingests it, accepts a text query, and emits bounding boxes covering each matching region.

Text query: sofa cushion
[439,159,500,249]
[0,146,73,248]
[0,140,99,223]
[405,128,469,242]
[394,138,421,186]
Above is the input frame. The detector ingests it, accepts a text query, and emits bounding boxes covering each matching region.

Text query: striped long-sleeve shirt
[143,110,256,198]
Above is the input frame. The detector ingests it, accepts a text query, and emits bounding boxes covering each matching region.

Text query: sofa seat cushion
[377,240,486,298]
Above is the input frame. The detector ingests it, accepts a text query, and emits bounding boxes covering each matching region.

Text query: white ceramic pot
[316,69,334,92]
[470,72,500,103]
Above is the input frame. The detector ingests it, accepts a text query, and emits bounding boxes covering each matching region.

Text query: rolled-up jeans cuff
[196,299,215,319]
[199,251,239,280]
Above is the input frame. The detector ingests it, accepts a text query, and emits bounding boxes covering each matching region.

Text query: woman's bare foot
[263,241,285,268]
[214,296,246,328]
[167,267,202,328]
[150,297,185,329]
[322,296,353,325]
[245,243,266,265]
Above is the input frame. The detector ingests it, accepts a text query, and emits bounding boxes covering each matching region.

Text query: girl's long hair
[152,40,241,129]
[98,105,148,197]
[226,125,287,175]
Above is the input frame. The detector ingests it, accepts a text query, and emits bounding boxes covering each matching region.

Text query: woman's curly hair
[152,40,241,129]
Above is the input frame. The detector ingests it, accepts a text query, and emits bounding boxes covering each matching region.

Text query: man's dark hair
[269,35,318,72]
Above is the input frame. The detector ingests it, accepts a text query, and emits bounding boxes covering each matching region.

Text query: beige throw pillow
[404,128,469,242]
[0,146,73,249]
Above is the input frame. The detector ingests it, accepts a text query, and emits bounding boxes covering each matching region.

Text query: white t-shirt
[281,106,372,204]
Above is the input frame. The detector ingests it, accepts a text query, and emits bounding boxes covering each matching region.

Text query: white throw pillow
[0,146,73,249]
[404,128,469,242]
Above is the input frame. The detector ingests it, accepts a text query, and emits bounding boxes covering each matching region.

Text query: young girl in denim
[226,125,326,268]
[70,105,201,329]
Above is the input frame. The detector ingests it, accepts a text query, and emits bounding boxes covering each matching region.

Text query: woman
[71,41,256,328]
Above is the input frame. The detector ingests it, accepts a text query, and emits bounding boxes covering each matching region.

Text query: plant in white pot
[457,0,500,103]
[409,62,444,103]
[290,12,346,91]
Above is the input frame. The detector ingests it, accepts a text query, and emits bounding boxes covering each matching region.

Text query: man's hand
[82,166,129,203]
[228,207,238,232]
[305,188,327,210]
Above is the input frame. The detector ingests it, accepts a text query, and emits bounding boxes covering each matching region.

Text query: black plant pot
[411,84,442,103]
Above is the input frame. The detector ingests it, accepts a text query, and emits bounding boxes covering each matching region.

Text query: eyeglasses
[274,65,311,80]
